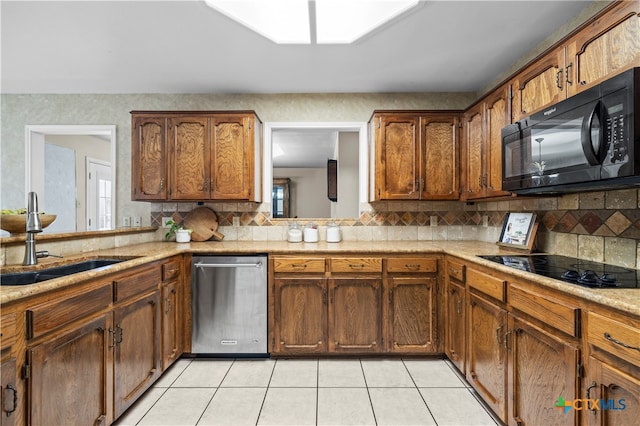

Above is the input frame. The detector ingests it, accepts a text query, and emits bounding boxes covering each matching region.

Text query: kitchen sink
[0,259,126,285]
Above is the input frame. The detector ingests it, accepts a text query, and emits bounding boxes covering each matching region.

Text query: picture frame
[496,212,538,252]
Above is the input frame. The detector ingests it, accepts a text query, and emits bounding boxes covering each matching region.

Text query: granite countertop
[1,240,638,316]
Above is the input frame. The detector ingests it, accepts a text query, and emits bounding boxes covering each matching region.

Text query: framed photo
[497,212,538,252]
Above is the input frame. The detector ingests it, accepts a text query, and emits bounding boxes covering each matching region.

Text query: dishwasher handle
[194,261,263,269]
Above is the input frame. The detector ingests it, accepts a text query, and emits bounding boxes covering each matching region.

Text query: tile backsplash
[150,188,640,268]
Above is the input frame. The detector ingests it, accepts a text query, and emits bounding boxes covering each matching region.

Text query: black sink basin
[1,259,126,285]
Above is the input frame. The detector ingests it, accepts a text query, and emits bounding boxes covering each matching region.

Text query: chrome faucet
[23,192,43,265]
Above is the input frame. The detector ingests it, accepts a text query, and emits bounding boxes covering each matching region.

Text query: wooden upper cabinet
[462,104,483,199]
[567,0,640,97]
[512,2,639,120]
[211,115,258,200]
[131,111,262,202]
[420,114,459,200]
[373,113,420,199]
[131,116,167,200]
[169,116,210,200]
[462,85,511,200]
[511,47,566,121]
[370,111,459,201]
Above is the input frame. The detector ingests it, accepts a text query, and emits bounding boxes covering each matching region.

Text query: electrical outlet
[430,215,438,227]
[483,215,489,227]
[233,216,240,227]
[133,216,141,227]
[122,216,131,227]
[162,216,172,227]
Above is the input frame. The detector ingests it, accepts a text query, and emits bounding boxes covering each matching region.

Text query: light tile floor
[114,357,498,426]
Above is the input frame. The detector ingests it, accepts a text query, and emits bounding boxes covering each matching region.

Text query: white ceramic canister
[326,223,341,243]
[303,223,319,242]
[288,222,303,242]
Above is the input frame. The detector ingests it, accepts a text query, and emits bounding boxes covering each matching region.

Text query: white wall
[273,167,331,218]
[335,132,359,218]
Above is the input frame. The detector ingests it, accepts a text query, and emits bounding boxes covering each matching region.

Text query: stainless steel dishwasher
[191,255,267,356]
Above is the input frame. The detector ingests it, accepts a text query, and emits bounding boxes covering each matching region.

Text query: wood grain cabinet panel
[467,292,508,423]
[587,311,639,367]
[169,116,210,200]
[445,279,465,373]
[388,277,436,353]
[507,314,580,426]
[567,1,640,96]
[0,312,16,351]
[0,358,17,426]
[467,267,506,302]
[330,257,382,273]
[329,278,382,352]
[131,116,168,200]
[585,356,640,426]
[387,257,437,274]
[272,277,327,354]
[113,291,161,419]
[28,314,111,426]
[370,111,460,201]
[273,257,326,273]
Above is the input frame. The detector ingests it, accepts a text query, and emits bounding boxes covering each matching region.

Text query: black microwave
[502,67,640,194]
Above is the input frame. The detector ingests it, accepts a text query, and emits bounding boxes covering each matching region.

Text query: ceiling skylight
[204,0,420,44]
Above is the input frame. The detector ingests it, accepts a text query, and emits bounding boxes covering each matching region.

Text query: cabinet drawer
[27,282,112,339]
[0,312,17,349]
[114,265,161,301]
[510,283,580,337]
[447,259,465,282]
[587,311,640,366]
[162,258,181,282]
[330,257,382,273]
[387,257,437,273]
[273,257,326,273]
[467,268,506,302]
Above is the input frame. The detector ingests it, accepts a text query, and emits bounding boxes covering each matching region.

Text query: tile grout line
[192,358,235,425]
[401,358,440,426]
[359,358,379,426]
[254,357,277,425]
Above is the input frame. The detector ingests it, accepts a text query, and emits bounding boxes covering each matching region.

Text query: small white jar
[303,224,319,242]
[326,223,341,243]
[175,229,191,243]
[288,223,302,242]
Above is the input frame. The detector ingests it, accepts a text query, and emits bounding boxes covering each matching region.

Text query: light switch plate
[122,216,131,227]
[133,216,141,227]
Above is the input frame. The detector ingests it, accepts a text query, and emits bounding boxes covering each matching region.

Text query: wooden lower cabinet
[467,291,508,423]
[387,276,436,353]
[585,357,640,426]
[28,314,111,426]
[273,277,327,354]
[161,280,181,369]
[445,279,465,372]
[329,278,382,352]
[508,314,580,426]
[113,291,161,419]
[0,357,17,426]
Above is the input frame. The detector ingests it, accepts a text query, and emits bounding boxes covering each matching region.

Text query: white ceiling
[1,0,593,95]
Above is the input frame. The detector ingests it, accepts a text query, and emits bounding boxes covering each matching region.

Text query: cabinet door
[467,292,508,423]
[374,114,420,200]
[28,315,111,426]
[420,114,459,200]
[169,116,210,200]
[210,115,255,200]
[161,280,181,370]
[512,47,566,121]
[1,358,17,426]
[462,105,484,199]
[567,1,640,97]
[388,276,437,353]
[445,280,465,373]
[113,292,161,419]
[484,85,511,198]
[131,116,167,200]
[508,315,580,426]
[273,277,327,354]
[585,356,640,426]
[329,278,382,352]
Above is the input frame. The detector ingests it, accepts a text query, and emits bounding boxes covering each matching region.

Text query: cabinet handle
[603,332,640,351]
[2,383,17,417]
[565,62,573,85]
[322,287,327,305]
[159,178,165,190]
[456,300,462,315]
[165,297,172,314]
[503,329,513,350]
[556,68,563,89]
[405,264,421,270]
[291,264,307,269]
[349,264,365,269]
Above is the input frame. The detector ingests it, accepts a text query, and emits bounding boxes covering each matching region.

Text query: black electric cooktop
[479,255,640,289]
